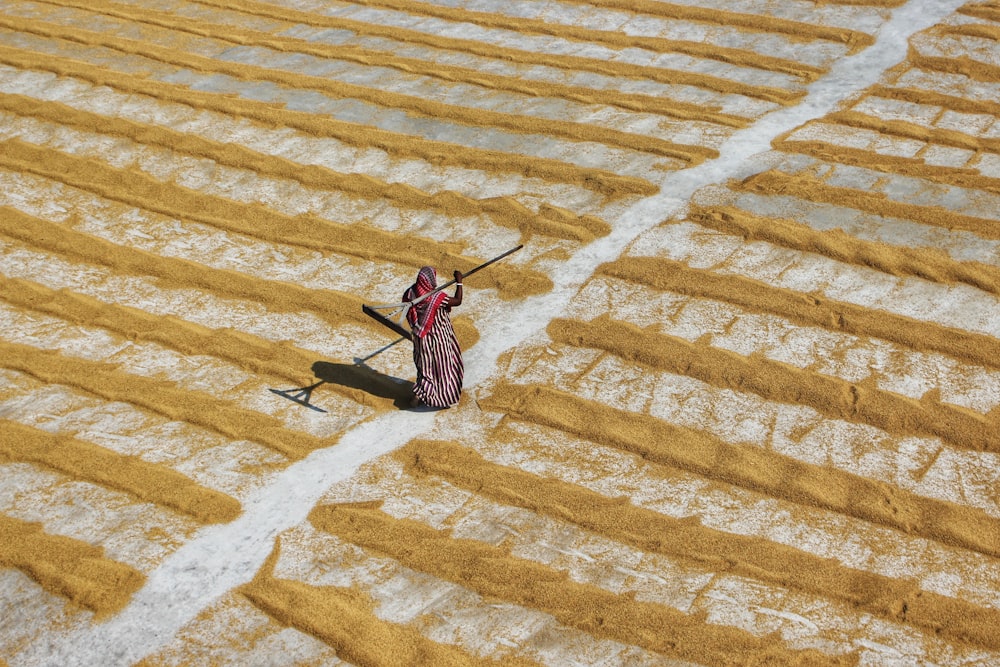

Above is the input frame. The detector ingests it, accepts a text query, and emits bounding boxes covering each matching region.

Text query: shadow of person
[311,361,414,409]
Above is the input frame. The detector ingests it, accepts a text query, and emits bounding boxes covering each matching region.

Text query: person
[403,266,464,408]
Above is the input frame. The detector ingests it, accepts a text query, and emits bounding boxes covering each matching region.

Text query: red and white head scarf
[404,266,449,338]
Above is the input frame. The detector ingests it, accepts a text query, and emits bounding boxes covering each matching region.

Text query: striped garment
[404,267,464,407]
[411,297,464,407]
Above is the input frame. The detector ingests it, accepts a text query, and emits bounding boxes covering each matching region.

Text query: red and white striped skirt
[412,312,463,408]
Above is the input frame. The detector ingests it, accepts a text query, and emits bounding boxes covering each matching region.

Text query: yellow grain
[39,0,749,127]
[600,254,1000,368]
[335,0,826,80]
[0,44,655,199]
[0,275,408,409]
[310,501,846,665]
[0,13,716,162]
[193,0,801,105]
[547,316,1000,453]
[0,420,241,523]
[689,204,1000,296]
[0,340,329,460]
[549,0,874,53]
[396,437,1000,652]
[0,513,145,617]
[736,169,1000,240]
[479,382,1000,559]
[241,540,542,667]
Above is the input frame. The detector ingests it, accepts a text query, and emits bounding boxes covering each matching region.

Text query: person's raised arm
[449,270,463,308]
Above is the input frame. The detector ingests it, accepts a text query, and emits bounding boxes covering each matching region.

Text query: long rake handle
[367,244,524,311]
[362,244,524,336]
[436,243,523,291]
[408,243,524,307]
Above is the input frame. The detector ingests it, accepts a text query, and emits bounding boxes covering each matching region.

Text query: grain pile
[2,0,999,665]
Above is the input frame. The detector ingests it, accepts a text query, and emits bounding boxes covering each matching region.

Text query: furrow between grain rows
[479,382,1000,560]
[688,204,1000,296]
[0,13,716,162]
[0,44,655,198]
[537,0,874,50]
[0,513,146,617]
[0,275,408,409]
[734,169,1000,241]
[332,0,827,79]
[599,255,1000,368]
[0,419,241,524]
[308,501,850,665]
[37,0,750,127]
[0,340,328,459]
[394,437,1000,651]
[774,139,1000,194]
[0,106,577,272]
[0,203,378,332]
[191,0,801,104]
[546,316,1000,453]
[241,542,543,667]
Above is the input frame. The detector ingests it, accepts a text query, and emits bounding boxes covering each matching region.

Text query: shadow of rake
[269,336,409,413]
[269,381,329,413]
